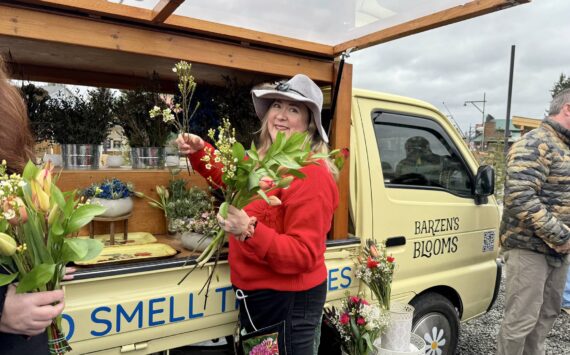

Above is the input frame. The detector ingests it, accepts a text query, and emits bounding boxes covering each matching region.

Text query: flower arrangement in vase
[0,160,105,354]
[355,239,396,310]
[355,239,420,353]
[324,295,390,355]
[83,178,135,218]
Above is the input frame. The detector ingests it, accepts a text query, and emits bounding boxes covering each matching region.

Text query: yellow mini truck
[59,89,499,355]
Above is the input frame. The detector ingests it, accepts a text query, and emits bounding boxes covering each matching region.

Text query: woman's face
[266,99,310,141]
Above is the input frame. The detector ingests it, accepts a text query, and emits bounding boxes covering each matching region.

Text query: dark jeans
[236,281,327,355]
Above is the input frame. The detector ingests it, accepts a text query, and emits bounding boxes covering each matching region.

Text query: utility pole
[504,45,516,154]
[464,93,487,150]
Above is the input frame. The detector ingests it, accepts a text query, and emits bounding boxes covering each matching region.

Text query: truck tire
[410,292,459,355]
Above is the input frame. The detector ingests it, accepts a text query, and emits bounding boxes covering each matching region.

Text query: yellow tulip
[35,161,53,195]
[31,180,51,213]
[0,232,17,256]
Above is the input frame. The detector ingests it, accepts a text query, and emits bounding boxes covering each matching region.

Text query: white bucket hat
[251,74,328,143]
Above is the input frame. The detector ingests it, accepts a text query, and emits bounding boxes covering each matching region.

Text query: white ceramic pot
[380,303,415,352]
[181,232,213,252]
[375,333,426,355]
[106,155,124,168]
[91,197,133,218]
[43,153,62,167]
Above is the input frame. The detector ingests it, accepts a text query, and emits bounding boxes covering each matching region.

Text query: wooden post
[330,62,352,240]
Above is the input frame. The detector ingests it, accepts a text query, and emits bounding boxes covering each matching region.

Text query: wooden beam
[0,5,333,82]
[334,0,531,55]
[152,0,184,24]
[15,0,333,57]
[7,63,178,92]
[330,62,352,240]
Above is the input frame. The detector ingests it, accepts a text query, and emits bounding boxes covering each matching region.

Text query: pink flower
[357,317,366,325]
[249,338,278,355]
[259,177,275,191]
[361,299,369,305]
[350,296,360,304]
[339,312,350,325]
[340,148,349,159]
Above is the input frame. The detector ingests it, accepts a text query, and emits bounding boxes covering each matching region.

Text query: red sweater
[189,143,339,291]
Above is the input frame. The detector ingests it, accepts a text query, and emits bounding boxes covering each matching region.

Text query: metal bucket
[62,144,100,169]
[130,147,165,169]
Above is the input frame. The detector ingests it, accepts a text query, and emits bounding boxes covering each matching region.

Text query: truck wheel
[410,292,459,355]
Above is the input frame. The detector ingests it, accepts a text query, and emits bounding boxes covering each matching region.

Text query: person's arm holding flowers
[0,285,65,337]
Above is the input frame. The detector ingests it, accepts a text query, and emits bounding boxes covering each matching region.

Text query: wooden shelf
[57,169,209,235]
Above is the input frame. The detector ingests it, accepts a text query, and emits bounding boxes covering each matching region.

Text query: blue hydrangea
[84,178,134,200]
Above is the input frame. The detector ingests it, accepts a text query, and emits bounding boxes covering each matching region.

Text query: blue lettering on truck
[63,269,354,340]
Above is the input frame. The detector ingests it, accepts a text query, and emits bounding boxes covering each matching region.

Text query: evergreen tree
[550,73,570,97]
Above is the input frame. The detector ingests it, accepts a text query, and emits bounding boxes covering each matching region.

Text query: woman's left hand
[217,205,250,242]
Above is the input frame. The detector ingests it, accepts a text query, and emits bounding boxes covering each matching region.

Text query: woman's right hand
[0,284,65,336]
[176,133,205,155]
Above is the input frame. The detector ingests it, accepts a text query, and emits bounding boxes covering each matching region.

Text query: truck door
[353,96,500,355]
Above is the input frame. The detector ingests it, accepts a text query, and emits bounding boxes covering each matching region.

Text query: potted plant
[46,87,115,169]
[83,178,135,218]
[115,76,173,169]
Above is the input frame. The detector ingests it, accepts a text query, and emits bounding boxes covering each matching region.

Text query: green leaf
[16,263,55,293]
[0,272,18,287]
[66,204,106,233]
[232,142,246,161]
[286,169,306,179]
[256,189,270,204]
[248,146,259,161]
[60,238,88,262]
[22,160,38,180]
[248,172,260,190]
[283,132,307,152]
[51,185,66,209]
[0,219,7,233]
[61,238,103,263]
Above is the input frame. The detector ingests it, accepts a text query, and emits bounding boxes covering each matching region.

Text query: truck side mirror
[474,165,495,205]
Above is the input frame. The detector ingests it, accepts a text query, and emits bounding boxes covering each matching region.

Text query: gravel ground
[458,269,570,355]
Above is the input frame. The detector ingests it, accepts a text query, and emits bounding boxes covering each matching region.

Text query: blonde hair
[257,105,339,180]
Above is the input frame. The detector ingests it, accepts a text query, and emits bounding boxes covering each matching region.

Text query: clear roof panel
[107,0,469,45]
[176,0,469,45]
[107,0,159,10]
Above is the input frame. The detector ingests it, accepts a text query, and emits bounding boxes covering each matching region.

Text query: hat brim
[251,90,328,143]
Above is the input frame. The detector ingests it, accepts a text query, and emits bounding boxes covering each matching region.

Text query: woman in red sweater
[177,74,338,354]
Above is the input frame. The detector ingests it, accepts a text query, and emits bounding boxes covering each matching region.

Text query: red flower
[361,299,369,305]
[339,313,350,325]
[387,255,395,263]
[357,317,366,325]
[341,148,350,159]
[350,296,360,304]
[367,256,379,269]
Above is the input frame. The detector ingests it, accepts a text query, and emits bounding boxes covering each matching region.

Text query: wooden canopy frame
[0,0,530,239]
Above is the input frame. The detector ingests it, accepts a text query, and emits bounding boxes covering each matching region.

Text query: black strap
[327,51,351,138]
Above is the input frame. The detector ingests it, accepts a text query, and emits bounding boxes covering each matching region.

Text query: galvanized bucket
[62,144,100,169]
[130,147,165,169]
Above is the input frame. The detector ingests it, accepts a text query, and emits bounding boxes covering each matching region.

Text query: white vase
[106,155,124,168]
[91,197,133,218]
[375,333,426,355]
[380,303,415,352]
[181,232,213,252]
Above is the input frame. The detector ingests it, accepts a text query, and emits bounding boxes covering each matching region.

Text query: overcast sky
[350,0,569,136]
